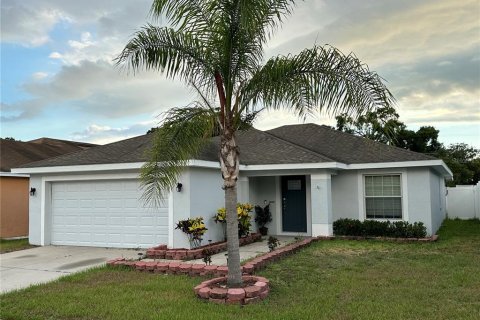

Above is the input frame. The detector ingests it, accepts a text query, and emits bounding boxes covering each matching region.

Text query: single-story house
[12,124,452,249]
[0,138,96,238]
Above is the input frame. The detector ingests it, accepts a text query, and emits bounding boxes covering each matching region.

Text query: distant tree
[336,107,442,154]
[146,128,157,134]
[336,106,404,145]
[335,108,479,186]
[436,143,480,186]
[396,126,442,155]
[3,137,17,141]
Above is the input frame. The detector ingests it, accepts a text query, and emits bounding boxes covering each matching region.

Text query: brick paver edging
[107,237,316,276]
[194,275,270,304]
[146,233,262,260]
[107,235,439,276]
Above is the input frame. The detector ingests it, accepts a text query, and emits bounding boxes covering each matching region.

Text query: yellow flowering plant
[214,203,253,238]
[175,217,207,248]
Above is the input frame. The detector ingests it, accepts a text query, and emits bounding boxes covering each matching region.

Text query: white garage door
[51,180,168,248]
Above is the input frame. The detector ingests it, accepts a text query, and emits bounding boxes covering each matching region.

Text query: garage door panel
[51,180,169,248]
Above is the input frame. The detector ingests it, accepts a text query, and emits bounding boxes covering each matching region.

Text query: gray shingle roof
[1,138,97,171]
[199,129,333,165]
[18,124,436,169]
[267,123,437,164]
[18,134,153,168]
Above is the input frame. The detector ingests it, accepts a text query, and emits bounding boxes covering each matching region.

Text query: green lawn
[1,219,479,320]
[0,238,35,253]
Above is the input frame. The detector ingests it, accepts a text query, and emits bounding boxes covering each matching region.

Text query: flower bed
[194,276,270,304]
[145,233,262,260]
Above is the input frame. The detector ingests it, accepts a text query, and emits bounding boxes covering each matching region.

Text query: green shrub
[333,218,427,238]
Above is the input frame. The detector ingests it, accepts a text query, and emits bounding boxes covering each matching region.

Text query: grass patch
[0,238,35,253]
[1,219,479,320]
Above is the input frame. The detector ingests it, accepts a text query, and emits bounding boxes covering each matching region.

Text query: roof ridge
[258,128,336,163]
[28,137,97,146]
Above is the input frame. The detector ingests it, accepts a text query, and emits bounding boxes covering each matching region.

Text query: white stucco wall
[187,167,225,246]
[430,169,446,234]
[331,171,360,220]
[248,176,278,234]
[28,175,43,245]
[330,167,444,236]
[406,168,432,233]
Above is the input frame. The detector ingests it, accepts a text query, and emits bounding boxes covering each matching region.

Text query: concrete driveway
[1,246,142,293]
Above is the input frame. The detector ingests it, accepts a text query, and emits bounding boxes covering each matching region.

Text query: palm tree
[116,0,394,287]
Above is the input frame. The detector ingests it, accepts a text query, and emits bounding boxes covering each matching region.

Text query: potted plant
[255,203,272,236]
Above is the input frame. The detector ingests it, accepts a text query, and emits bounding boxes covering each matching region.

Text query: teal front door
[281,176,307,232]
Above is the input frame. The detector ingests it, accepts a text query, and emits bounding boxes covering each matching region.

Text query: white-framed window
[364,174,402,219]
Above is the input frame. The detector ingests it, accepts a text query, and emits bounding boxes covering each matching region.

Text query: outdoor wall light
[30,187,36,196]
[176,183,183,192]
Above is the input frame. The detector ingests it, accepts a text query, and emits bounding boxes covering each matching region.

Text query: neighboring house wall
[446,182,480,219]
[0,177,29,238]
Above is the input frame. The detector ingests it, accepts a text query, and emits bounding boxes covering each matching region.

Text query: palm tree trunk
[225,182,242,287]
[220,129,243,287]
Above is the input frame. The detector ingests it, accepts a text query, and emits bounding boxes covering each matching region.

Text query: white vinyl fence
[446,182,480,219]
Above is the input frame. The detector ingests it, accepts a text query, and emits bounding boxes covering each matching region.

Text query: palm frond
[115,25,215,89]
[241,45,395,119]
[150,0,218,37]
[140,106,217,207]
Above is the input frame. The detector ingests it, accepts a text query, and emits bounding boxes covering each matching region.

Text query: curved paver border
[194,275,270,304]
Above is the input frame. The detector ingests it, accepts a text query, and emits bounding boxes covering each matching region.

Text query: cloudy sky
[1,0,479,146]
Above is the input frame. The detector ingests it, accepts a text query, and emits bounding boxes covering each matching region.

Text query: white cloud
[1,1,70,47]
[32,72,48,80]
[3,60,193,121]
[72,121,155,144]
[49,52,62,59]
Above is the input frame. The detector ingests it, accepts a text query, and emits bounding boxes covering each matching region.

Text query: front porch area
[238,173,334,237]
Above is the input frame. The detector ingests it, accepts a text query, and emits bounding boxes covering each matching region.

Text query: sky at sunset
[1,0,479,146]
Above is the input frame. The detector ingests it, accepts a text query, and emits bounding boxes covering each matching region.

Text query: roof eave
[11,159,454,179]
[347,160,453,179]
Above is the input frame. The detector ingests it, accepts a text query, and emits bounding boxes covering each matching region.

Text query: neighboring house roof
[28,138,96,150]
[16,124,441,170]
[0,138,97,172]
[267,124,437,164]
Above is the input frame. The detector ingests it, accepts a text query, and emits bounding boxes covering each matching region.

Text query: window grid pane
[365,175,402,219]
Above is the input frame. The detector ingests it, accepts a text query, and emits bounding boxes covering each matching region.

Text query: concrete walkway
[1,246,141,293]
[145,236,297,266]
